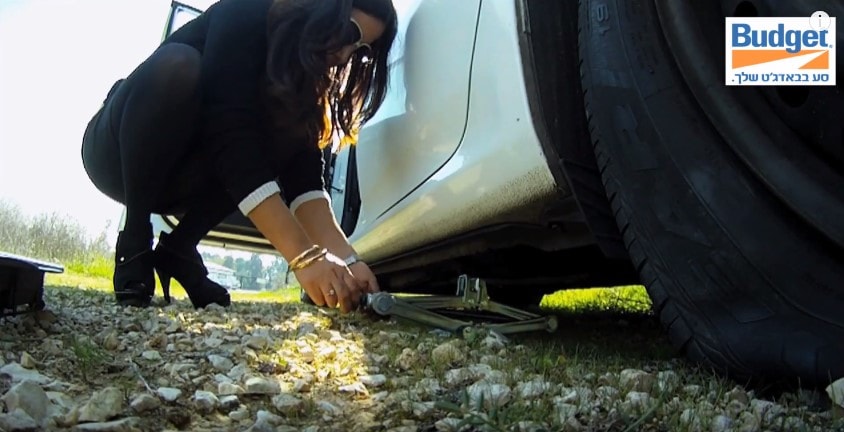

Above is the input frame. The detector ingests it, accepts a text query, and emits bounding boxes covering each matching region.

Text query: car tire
[577,0,844,386]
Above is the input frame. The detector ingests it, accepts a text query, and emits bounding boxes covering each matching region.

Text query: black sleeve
[278,144,328,205]
[200,0,277,205]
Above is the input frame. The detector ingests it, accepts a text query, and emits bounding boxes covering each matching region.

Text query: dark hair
[264,0,397,148]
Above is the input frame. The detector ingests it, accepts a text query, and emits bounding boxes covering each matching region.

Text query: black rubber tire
[577,0,844,387]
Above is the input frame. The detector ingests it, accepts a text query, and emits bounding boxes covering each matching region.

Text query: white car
[145,0,844,386]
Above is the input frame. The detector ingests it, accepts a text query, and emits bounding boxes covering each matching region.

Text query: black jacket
[163,0,326,210]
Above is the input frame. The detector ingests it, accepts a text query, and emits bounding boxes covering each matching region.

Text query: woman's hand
[294,253,366,313]
[349,261,380,293]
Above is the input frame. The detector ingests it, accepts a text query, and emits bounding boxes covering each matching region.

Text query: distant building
[205,262,241,290]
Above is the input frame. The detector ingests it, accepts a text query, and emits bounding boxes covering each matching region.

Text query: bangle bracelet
[291,248,328,271]
[289,245,320,269]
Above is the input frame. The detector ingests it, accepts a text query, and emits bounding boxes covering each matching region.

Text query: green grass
[46,269,653,313]
[541,285,652,315]
[64,255,114,279]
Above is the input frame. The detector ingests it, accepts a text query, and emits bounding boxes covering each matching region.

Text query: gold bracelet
[289,245,320,269]
[291,248,328,271]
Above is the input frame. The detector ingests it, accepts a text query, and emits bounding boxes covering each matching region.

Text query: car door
[329,0,483,237]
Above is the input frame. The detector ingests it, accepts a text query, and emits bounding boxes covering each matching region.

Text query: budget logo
[726,11,835,86]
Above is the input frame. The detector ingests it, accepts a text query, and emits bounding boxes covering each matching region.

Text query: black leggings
[82,43,236,250]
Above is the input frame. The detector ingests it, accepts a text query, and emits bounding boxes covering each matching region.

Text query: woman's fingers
[330,277,353,313]
[321,280,339,309]
[342,272,363,307]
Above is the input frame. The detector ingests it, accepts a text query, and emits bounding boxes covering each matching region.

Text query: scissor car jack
[360,275,558,335]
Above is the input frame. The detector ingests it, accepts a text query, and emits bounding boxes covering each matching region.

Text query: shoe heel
[158,270,172,304]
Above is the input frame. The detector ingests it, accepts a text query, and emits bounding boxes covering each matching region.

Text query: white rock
[141,350,162,361]
[432,342,464,365]
[293,379,311,393]
[228,363,250,381]
[680,408,698,425]
[727,387,750,405]
[683,384,702,397]
[214,373,233,384]
[435,417,463,432]
[19,352,37,369]
[130,394,159,413]
[298,345,315,363]
[46,391,76,412]
[560,387,593,405]
[517,379,551,399]
[415,378,442,397]
[360,374,387,388]
[0,409,39,431]
[164,320,181,333]
[318,345,336,359]
[738,411,760,432]
[625,391,651,410]
[103,332,120,351]
[156,387,182,402]
[395,348,418,371]
[204,337,224,348]
[78,387,124,423]
[827,377,844,408]
[218,382,244,396]
[619,369,655,392]
[725,399,746,418]
[272,394,304,415]
[207,354,234,373]
[411,401,435,417]
[339,382,368,395]
[316,400,343,417]
[193,390,220,414]
[467,382,511,410]
[482,335,506,350]
[0,363,52,384]
[554,403,578,423]
[487,371,511,386]
[750,399,784,423]
[244,377,281,394]
[245,336,269,350]
[710,415,733,432]
[656,370,680,392]
[596,386,620,400]
[372,391,390,402]
[229,406,250,421]
[72,417,140,431]
[1,380,51,425]
[783,416,807,431]
[247,409,284,432]
[220,395,239,411]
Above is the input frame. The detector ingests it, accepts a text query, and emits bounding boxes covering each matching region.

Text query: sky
[0,0,173,241]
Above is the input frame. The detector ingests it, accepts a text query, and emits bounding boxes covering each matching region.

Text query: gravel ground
[1,285,842,432]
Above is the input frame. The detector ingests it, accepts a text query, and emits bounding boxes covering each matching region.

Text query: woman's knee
[145,43,202,98]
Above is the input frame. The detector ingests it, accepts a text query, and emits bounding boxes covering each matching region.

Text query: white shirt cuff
[289,190,331,214]
[238,181,281,215]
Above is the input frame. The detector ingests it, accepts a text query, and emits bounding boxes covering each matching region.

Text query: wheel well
[516,0,629,260]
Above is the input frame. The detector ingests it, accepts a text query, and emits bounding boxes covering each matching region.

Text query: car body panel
[353,0,482,225]
[346,0,559,262]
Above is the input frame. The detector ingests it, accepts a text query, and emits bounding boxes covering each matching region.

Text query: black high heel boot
[154,232,231,309]
[113,230,155,307]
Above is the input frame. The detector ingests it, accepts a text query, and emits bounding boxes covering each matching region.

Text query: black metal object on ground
[0,252,64,317]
